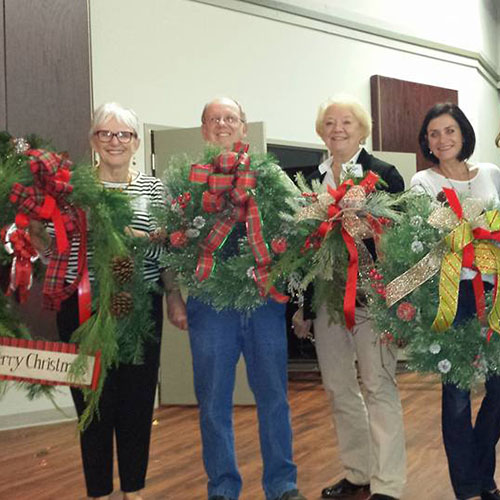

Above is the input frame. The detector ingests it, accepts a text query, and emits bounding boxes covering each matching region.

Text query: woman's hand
[292,307,312,339]
[166,290,188,330]
[28,220,51,254]
[124,226,148,239]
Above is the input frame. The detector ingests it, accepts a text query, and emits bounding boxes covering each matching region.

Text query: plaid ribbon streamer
[189,142,287,302]
[8,149,88,311]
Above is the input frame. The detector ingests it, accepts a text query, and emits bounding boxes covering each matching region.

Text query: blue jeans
[442,280,500,499]
[187,297,297,500]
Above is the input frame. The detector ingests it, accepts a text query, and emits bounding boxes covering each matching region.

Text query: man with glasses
[168,97,306,500]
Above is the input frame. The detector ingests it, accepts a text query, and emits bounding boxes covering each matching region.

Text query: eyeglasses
[94,130,137,143]
[204,115,243,126]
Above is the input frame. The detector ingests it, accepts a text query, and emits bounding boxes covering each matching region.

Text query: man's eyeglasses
[94,130,137,144]
[205,115,243,126]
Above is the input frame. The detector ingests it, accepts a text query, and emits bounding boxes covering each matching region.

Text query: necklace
[438,163,472,194]
[99,170,134,192]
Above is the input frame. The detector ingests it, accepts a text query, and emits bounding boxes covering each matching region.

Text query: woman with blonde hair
[293,95,406,500]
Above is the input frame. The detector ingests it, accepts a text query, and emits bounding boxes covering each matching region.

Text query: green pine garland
[367,193,500,389]
[155,146,300,310]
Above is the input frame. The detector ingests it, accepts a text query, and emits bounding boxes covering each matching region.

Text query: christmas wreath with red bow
[0,132,154,429]
[155,143,300,310]
[270,172,402,328]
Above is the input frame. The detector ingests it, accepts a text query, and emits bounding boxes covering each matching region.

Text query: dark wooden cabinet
[2,0,91,161]
[0,3,6,130]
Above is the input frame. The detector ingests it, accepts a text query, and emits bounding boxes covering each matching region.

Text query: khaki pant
[314,306,406,498]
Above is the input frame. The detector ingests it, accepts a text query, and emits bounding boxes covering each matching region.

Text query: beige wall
[89,0,500,170]
[271,0,499,67]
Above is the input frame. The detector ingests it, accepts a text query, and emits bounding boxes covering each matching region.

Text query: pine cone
[110,291,133,317]
[111,256,135,284]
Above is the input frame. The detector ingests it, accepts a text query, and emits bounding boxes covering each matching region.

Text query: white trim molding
[192,0,500,88]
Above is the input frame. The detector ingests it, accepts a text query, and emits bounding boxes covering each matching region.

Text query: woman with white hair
[51,102,187,499]
[293,95,406,500]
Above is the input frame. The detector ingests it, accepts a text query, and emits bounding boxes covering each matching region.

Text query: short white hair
[315,94,372,144]
[201,97,247,123]
[90,102,140,139]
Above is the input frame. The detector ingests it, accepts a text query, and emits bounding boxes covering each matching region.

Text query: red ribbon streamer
[77,209,91,324]
[303,172,381,329]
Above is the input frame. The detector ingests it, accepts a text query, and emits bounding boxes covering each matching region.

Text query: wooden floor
[0,372,490,499]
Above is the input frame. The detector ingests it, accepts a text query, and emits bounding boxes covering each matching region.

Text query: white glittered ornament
[13,137,30,154]
[429,343,441,354]
[193,216,206,229]
[438,359,451,374]
[411,240,424,253]
[185,228,200,238]
[410,215,423,227]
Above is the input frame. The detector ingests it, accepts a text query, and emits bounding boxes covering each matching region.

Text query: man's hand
[166,290,188,330]
[292,307,312,339]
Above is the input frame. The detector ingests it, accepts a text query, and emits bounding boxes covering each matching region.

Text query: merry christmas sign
[0,337,100,389]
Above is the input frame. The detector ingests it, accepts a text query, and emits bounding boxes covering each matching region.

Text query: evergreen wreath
[155,143,299,311]
[271,171,402,327]
[0,132,154,429]
[368,192,500,389]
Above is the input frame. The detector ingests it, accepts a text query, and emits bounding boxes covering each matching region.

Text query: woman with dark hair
[411,102,500,500]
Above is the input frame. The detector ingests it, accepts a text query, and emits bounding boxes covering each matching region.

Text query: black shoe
[321,478,370,498]
[368,495,399,500]
[273,489,307,500]
[208,496,235,500]
[482,489,500,500]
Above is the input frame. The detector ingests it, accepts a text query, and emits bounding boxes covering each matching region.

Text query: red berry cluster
[368,268,386,299]
[380,330,394,345]
[169,230,188,248]
[271,237,288,254]
[172,192,192,209]
[301,192,318,201]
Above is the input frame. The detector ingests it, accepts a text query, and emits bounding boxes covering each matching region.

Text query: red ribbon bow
[188,142,288,303]
[305,171,380,329]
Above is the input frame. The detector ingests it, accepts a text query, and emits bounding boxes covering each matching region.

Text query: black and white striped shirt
[60,172,165,283]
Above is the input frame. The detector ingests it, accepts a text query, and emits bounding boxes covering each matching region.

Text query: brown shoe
[321,478,370,498]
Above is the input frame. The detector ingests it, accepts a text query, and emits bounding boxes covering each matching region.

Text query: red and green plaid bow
[189,142,287,303]
[9,150,89,312]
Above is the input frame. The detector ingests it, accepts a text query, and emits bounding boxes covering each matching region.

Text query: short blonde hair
[90,102,140,139]
[315,95,372,144]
